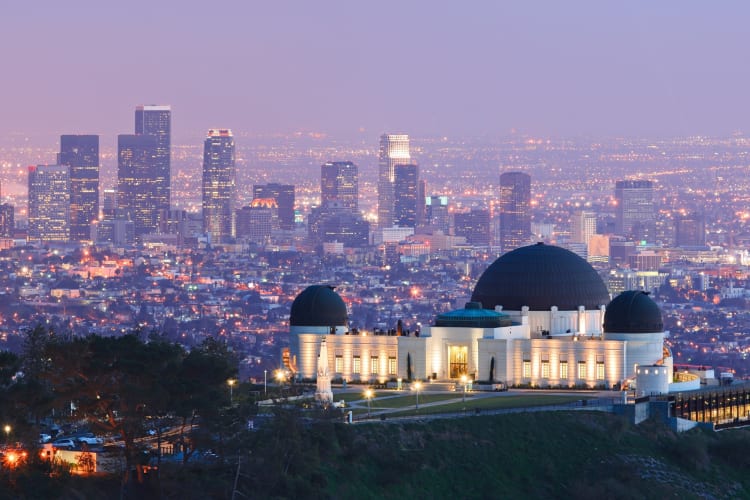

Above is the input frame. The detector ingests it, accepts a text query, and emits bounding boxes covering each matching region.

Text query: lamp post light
[264,369,268,395]
[3,424,10,444]
[228,379,236,404]
[413,381,422,411]
[460,374,467,404]
[364,388,373,418]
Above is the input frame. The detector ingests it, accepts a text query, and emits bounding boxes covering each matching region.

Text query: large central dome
[471,243,610,311]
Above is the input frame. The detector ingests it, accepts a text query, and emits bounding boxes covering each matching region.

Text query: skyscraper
[117,134,159,237]
[321,161,358,213]
[378,134,410,228]
[59,135,99,241]
[571,210,597,246]
[0,181,14,238]
[499,171,531,252]
[394,164,419,228]
[425,195,450,234]
[252,184,295,230]
[454,209,490,246]
[134,105,171,216]
[202,129,236,243]
[615,180,654,238]
[674,212,706,247]
[28,165,70,242]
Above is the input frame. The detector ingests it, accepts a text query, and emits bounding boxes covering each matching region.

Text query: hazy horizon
[3,1,750,144]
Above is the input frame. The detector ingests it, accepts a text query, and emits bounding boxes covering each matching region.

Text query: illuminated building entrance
[449,345,468,378]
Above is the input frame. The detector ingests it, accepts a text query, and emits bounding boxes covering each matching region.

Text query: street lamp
[413,381,422,410]
[264,369,268,395]
[364,388,373,418]
[227,379,236,404]
[3,425,10,443]
[460,374,467,404]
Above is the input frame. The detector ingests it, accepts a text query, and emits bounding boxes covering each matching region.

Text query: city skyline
[3,2,750,144]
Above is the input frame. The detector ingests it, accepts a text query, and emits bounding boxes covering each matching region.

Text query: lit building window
[353,356,361,374]
[371,356,379,374]
[541,360,550,379]
[578,361,587,379]
[596,362,605,380]
[523,361,531,379]
[335,355,343,373]
[388,356,397,375]
[560,361,568,379]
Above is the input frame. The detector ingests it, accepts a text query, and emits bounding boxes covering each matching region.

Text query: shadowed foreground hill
[5,410,750,499]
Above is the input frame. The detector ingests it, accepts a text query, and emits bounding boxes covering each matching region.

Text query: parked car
[52,438,77,449]
[77,435,104,446]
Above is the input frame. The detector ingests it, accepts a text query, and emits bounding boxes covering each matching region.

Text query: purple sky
[3,1,750,143]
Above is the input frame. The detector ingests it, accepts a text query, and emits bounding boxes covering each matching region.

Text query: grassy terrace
[330,390,596,417]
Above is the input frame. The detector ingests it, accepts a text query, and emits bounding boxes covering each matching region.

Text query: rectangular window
[335,355,343,373]
[353,356,361,374]
[388,357,397,375]
[596,362,605,380]
[578,361,587,380]
[559,361,568,379]
[522,361,531,379]
[371,356,379,374]
[541,360,550,379]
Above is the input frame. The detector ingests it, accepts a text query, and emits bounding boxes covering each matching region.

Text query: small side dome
[603,290,663,334]
[290,285,348,327]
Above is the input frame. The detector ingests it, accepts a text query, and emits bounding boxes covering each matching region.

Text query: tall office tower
[202,129,236,243]
[571,210,597,245]
[425,195,450,233]
[499,171,531,252]
[378,134,410,227]
[416,180,426,227]
[28,165,70,242]
[454,209,490,246]
[321,161,358,212]
[134,105,171,216]
[118,134,160,237]
[102,188,117,219]
[393,164,419,228]
[235,199,279,244]
[614,180,654,237]
[675,212,706,247]
[59,135,99,241]
[0,181,13,238]
[252,183,295,230]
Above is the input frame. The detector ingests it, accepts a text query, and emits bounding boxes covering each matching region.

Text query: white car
[77,435,104,446]
[39,433,52,443]
[52,438,77,449]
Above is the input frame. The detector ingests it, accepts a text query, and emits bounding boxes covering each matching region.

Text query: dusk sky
[3,1,750,142]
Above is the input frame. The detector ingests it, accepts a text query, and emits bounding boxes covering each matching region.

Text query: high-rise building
[202,129,236,243]
[454,209,490,246]
[28,165,70,242]
[117,134,160,237]
[499,171,531,252]
[134,105,171,216]
[102,188,117,219]
[571,210,597,245]
[321,161,358,212]
[394,164,419,228]
[674,212,706,247]
[235,199,279,245]
[59,135,99,241]
[378,134,410,228]
[308,202,370,248]
[252,184,295,230]
[0,181,13,238]
[615,180,654,238]
[425,195,450,234]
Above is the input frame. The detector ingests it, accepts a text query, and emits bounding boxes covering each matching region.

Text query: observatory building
[289,243,694,394]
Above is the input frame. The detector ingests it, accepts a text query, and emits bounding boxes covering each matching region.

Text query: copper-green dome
[290,285,348,327]
[435,302,513,328]
[603,290,663,334]
[471,243,610,311]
